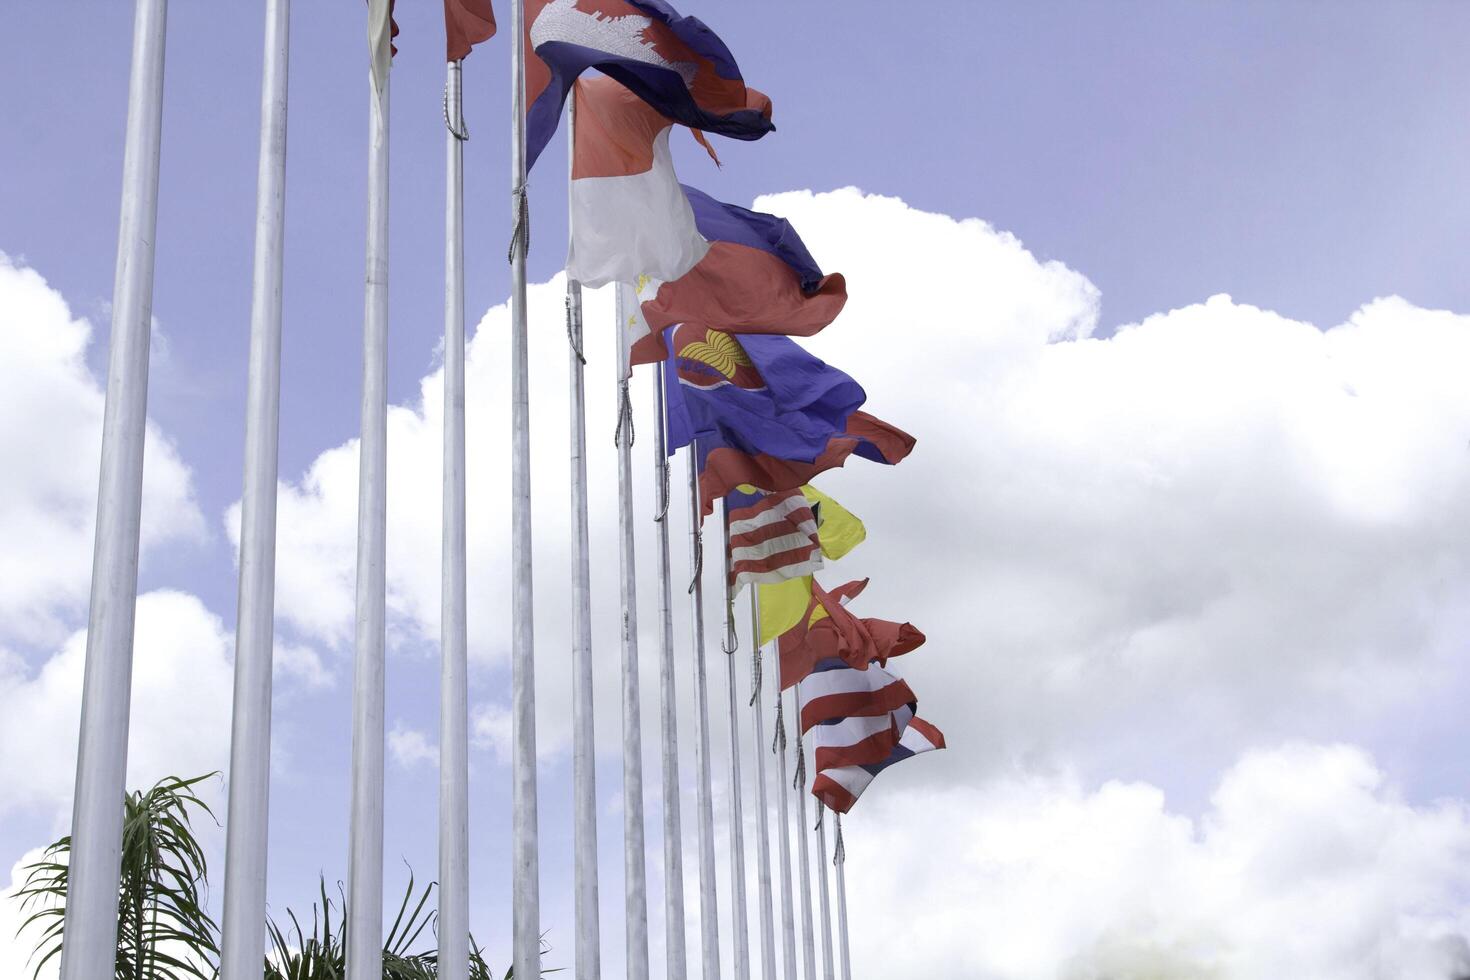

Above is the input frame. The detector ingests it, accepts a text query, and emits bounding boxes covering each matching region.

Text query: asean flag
[568,76,709,288]
[629,186,848,365]
[525,0,773,171]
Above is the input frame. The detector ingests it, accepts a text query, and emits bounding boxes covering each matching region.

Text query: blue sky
[5,2,1470,977]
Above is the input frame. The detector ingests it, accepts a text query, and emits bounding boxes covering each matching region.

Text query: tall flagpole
[566,98,602,980]
[347,5,390,975]
[687,443,722,979]
[653,360,688,979]
[439,57,472,980]
[720,508,751,980]
[508,1,542,974]
[58,2,167,977]
[833,816,851,980]
[791,686,818,980]
[615,284,651,980]
[813,803,836,980]
[763,600,800,980]
[219,0,289,976]
[747,599,778,980]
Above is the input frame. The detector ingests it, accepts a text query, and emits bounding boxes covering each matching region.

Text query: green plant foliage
[13,774,220,980]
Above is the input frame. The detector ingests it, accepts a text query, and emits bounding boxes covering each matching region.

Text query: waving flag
[661,327,914,514]
[569,76,708,287]
[446,0,497,60]
[778,579,925,688]
[727,487,821,591]
[524,0,774,170]
[810,701,913,772]
[630,187,847,364]
[812,717,946,814]
[798,658,917,735]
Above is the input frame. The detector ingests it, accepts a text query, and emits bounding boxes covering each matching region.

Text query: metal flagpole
[762,599,800,980]
[219,0,289,976]
[791,685,819,980]
[687,443,722,979]
[747,597,778,980]
[347,3,391,975]
[615,283,651,980]
[565,97,602,980]
[58,2,167,978]
[833,816,851,980]
[508,1,542,974]
[438,57,472,980]
[720,507,751,980]
[813,803,836,980]
[652,360,688,978]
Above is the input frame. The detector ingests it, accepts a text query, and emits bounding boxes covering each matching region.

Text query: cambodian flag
[524,0,773,170]
[630,187,848,365]
[660,326,915,514]
[811,716,946,814]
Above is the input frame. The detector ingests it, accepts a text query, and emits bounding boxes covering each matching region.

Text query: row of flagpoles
[58,3,948,980]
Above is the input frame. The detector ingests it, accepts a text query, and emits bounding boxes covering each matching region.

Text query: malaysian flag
[727,486,822,591]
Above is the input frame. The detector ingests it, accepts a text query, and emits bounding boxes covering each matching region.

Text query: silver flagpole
[791,685,818,980]
[58,2,167,977]
[566,98,602,980]
[762,600,799,980]
[219,0,289,975]
[347,8,390,976]
[720,508,751,980]
[747,597,778,979]
[508,0,542,974]
[615,283,651,980]
[652,361,688,978]
[687,443,722,979]
[439,58,471,980]
[833,816,851,980]
[813,802,835,980]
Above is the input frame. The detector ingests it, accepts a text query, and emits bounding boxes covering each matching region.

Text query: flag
[803,484,865,561]
[369,0,398,94]
[809,701,913,772]
[629,187,847,364]
[446,0,497,61]
[798,658,916,735]
[778,579,925,688]
[811,717,946,814]
[660,326,914,515]
[524,0,774,170]
[726,487,821,591]
[569,77,707,288]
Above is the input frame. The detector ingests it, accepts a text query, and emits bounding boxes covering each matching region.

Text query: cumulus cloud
[0,590,235,824]
[388,722,439,770]
[842,743,1470,979]
[0,254,204,650]
[1,847,55,980]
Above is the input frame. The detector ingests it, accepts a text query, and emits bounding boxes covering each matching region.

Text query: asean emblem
[674,327,765,391]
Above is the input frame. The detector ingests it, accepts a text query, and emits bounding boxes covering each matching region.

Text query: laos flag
[524,0,774,170]
[661,326,916,515]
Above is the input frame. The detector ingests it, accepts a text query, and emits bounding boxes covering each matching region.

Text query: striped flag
[812,716,946,814]
[727,487,822,591]
[798,657,916,735]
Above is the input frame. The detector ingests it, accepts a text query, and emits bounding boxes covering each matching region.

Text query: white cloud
[388,722,439,770]
[841,743,1470,979]
[0,254,204,649]
[0,590,234,825]
[1,847,56,980]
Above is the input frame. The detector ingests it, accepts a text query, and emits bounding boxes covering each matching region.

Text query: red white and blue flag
[798,656,918,735]
[811,716,946,814]
[726,487,822,591]
[524,0,773,170]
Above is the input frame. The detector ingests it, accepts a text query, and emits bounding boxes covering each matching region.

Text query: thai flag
[811,716,946,814]
[629,187,848,366]
[726,487,822,591]
[525,0,773,171]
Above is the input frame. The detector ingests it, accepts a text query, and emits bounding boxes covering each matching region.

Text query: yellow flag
[757,576,813,647]
[802,484,866,560]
